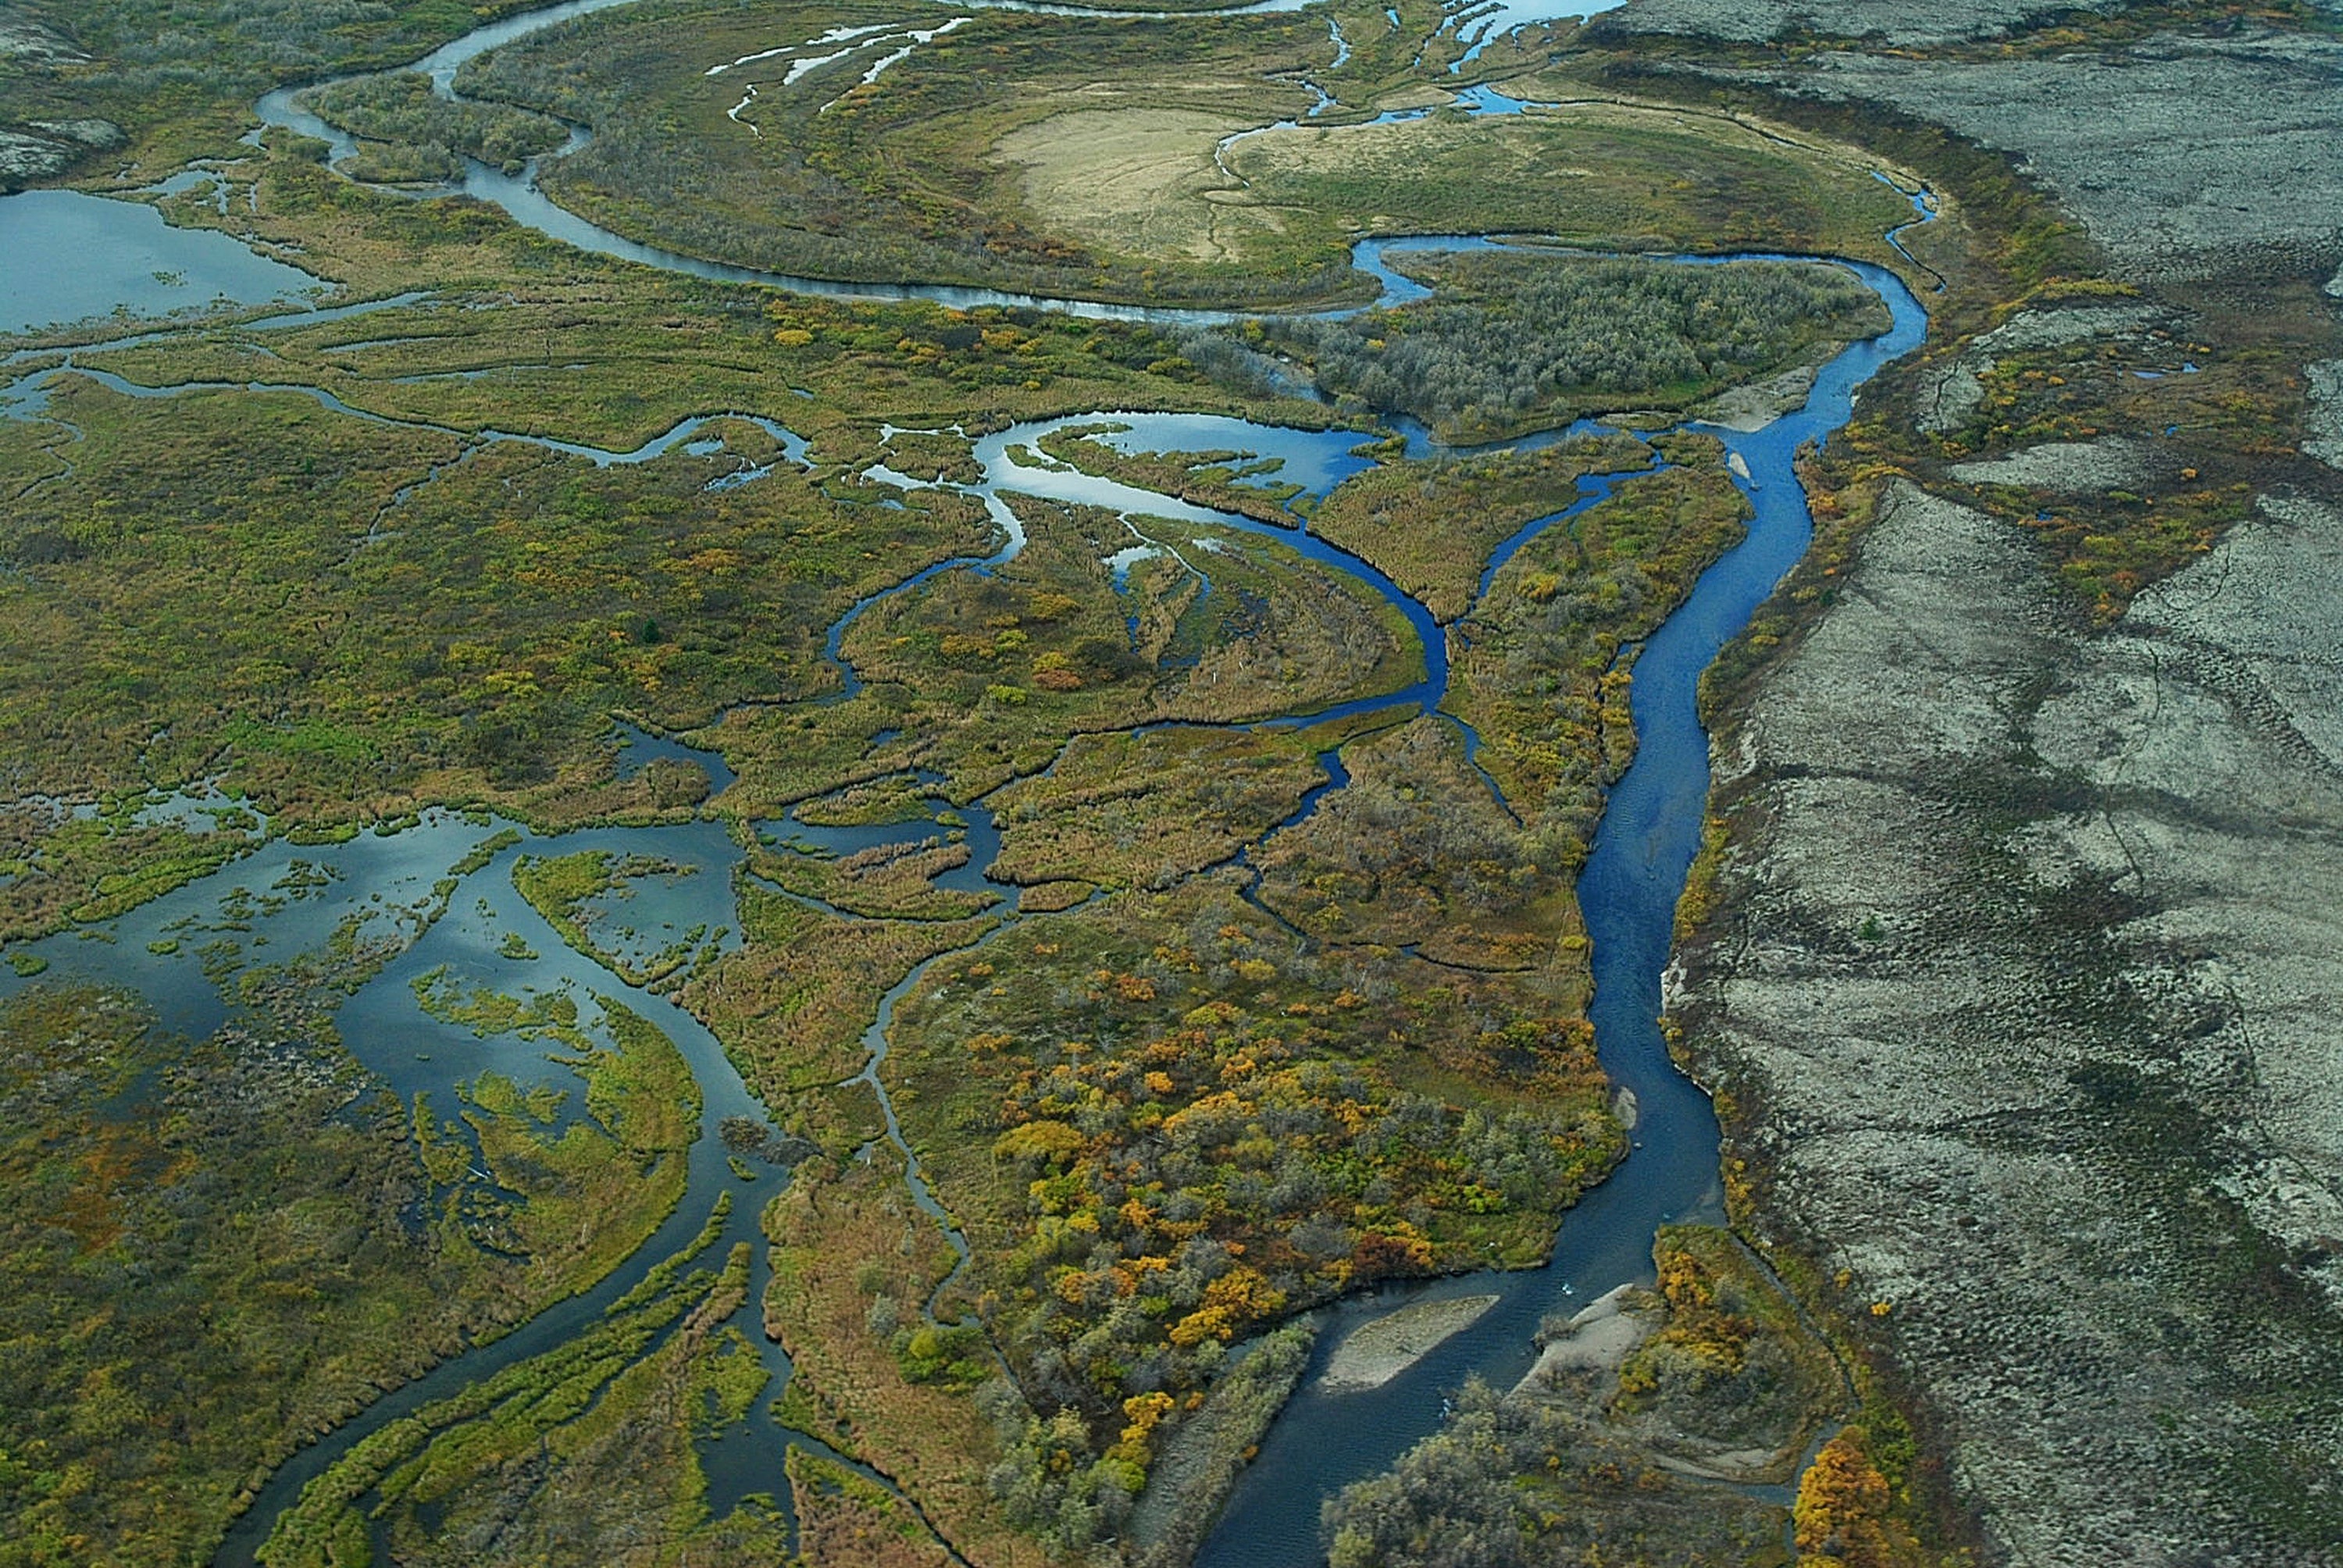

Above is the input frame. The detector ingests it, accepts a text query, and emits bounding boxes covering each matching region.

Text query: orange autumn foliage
[1794,1426,1927,1568]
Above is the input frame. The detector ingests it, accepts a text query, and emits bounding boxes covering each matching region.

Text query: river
[0,0,1930,1561]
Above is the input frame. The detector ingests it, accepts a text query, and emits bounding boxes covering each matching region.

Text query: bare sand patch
[1514,1283,1656,1394]
[1318,1293,1500,1393]
[997,93,1913,273]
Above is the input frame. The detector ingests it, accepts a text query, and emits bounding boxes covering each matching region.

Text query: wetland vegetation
[0,972,695,1568]
[436,0,1915,306]
[0,29,1904,1564]
[1258,250,1889,444]
[11,0,2323,1562]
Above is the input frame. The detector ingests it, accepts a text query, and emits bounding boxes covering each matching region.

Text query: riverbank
[1676,476,2343,1563]
[1602,5,2343,1557]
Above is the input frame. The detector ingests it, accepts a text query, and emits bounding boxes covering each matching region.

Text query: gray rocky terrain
[1761,30,2343,280]
[1600,12,2343,281]
[1913,303,2175,433]
[1675,477,2343,1563]
[1946,435,2168,490]
[0,21,120,188]
[0,17,84,65]
[2309,358,2343,469]
[1607,0,2343,1554]
[0,115,120,186]
[1603,0,2132,47]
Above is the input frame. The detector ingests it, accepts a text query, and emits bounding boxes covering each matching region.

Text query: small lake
[0,189,323,336]
[1449,0,1625,64]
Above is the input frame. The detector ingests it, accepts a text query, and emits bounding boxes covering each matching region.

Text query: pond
[0,188,321,335]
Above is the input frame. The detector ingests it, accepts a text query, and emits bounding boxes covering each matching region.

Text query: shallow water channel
[0,0,1931,1558]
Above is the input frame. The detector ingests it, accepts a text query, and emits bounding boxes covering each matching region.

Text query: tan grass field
[997,93,1918,273]
[993,105,1289,262]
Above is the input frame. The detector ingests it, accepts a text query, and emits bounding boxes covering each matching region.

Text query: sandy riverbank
[1317,1294,1500,1394]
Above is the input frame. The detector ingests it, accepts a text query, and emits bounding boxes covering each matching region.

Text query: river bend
[0,2,1931,1561]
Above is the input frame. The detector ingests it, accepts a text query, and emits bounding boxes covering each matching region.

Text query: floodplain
[8,0,2329,1565]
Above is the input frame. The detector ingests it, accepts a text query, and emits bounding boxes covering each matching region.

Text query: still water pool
[0,188,320,335]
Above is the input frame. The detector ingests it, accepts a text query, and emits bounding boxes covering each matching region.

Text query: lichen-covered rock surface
[1603,14,2343,281]
[1674,480,2343,1563]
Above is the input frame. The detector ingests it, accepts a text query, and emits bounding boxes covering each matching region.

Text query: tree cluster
[1321,1377,1788,1568]
[1257,251,1885,441]
[304,70,569,179]
[898,900,1621,1552]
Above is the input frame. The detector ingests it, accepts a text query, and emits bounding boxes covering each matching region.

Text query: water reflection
[0,189,319,335]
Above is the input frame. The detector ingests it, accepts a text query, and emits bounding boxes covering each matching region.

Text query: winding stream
[0,0,1933,1560]
[1196,253,1928,1568]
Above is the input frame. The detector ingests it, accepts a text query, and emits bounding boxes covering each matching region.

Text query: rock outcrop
[1602,0,2131,48]
[1608,18,2343,282]
[1674,480,2343,1563]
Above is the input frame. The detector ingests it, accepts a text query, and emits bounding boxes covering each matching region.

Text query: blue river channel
[0,0,1931,1558]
